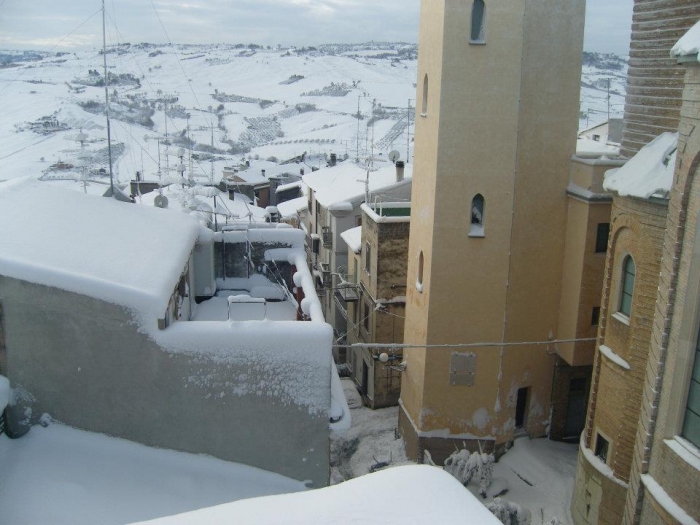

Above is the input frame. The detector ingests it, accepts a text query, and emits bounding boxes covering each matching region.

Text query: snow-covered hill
[0,43,626,191]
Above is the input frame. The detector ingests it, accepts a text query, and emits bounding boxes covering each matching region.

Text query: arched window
[422,74,429,116]
[471,0,486,42]
[619,255,635,316]
[416,251,424,292]
[470,194,485,236]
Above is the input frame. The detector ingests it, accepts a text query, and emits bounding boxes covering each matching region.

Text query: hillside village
[1,1,700,524]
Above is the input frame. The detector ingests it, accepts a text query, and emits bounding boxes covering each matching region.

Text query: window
[469,194,485,237]
[619,256,635,317]
[365,242,371,275]
[421,74,428,116]
[595,433,609,463]
[595,223,610,253]
[417,251,424,292]
[591,307,601,326]
[682,330,700,448]
[471,0,485,43]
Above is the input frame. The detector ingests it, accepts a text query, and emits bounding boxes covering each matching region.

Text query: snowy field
[0,44,626,198]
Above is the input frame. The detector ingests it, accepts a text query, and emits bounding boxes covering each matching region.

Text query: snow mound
[603,132,678,199]
[135,465,502,524]
[0,375,9,411]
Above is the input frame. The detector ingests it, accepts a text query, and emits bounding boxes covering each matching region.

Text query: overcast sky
[0,0,634,56]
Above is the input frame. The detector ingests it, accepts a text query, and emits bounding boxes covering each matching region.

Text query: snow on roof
[303,161,412,208]
[276,196,307,218]
[340,226,362,254]
[576,137,620,157]
[0,423,307,525]
[603,132,678,199]
[0,178,201,320]
[276,180,302,193]
[671,20,700,60]
[135,465,502,525]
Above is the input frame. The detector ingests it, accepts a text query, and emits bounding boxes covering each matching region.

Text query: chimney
[261,169,266,178]
[396,160,405,182]
[330,153,337,166]
[300,168,305,176]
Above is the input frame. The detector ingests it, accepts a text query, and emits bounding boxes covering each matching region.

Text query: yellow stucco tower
[399,0,586,461]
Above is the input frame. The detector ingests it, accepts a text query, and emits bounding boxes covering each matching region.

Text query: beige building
[342,202,410,409]
[572,14,700,525]
[304,161,411,353]
[399,0,588,462]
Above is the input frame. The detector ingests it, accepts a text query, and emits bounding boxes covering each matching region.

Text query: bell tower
[399,0,586,461]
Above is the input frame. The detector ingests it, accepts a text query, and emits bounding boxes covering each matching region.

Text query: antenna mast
[102,0,115,196]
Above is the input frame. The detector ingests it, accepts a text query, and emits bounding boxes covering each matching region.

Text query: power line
[332,337,596,350]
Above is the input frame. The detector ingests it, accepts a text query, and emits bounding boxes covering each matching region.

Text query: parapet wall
[0,276,332,487]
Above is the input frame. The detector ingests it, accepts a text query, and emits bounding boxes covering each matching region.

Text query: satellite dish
[154,195,169,209]
[388,150,401,163]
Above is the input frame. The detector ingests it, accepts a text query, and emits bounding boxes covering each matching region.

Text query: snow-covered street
[332,378,579,524]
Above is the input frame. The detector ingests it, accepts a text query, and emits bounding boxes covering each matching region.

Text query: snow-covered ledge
[666,438,700,473]
[640,474,698,525]
[599,344,631,370]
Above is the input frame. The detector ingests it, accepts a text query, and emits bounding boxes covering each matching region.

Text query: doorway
[564,377,588,440]
[515,387,529,429]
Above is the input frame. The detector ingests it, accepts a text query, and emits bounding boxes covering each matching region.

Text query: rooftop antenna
[102,0,115,196]
[186,113,193,184]
[211,122,218,232]
[356,94,361,161]
[406,98,412,164]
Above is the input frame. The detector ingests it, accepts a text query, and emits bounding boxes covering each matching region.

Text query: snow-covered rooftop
[303,161,412,207]
[0,178,201,320]
[136,465,501,525]
[671,20,700,60]
[0,423,306,525]
[576,137,620,157]
[276,196,307,219]
[340,226,362,254]
[603,132,678,199]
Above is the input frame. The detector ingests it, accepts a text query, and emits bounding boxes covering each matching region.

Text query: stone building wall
[623,61,700,525]
[573,195,668,525]
[620,0,700,158]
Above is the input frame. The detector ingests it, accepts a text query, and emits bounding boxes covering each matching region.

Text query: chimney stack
[261,169,266,178]
[396,160,405,182]
[330,153,337,166]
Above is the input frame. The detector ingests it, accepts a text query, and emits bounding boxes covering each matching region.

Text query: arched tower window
[619,255,635,316]
[470,194,485,236]
[416,251,424,292]
[422,74,429,116]
[471,0,486,43]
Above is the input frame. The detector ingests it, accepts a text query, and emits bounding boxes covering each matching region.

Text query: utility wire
[332,337,596,350]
